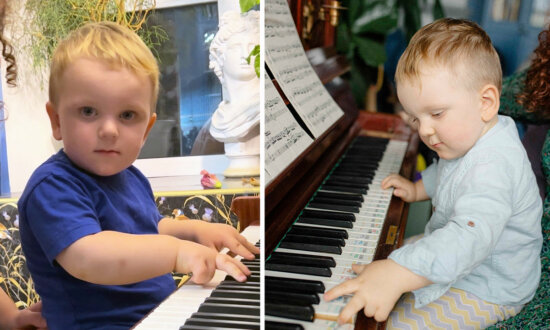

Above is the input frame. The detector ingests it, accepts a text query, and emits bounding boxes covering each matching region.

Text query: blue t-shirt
[18,150,176,329]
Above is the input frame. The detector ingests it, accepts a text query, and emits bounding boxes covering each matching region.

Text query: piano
[132,225,261,330]
[265,47,419,330]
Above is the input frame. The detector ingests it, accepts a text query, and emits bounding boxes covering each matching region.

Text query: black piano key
[210,289,260,300]
[301,209,355,221]
[265,303,314,322]
[279,241,342,254]
[265,321,305,330]
[265,276,325,294]
[266,289,320,305]
[204,297,259,306]
[307,202,360,213]
[179,326,252,330]
[311,196,363,208]
[324,178,369,190]
[188,312,259,323]
[326,174,371,184]
[268,251,336,267]
[288,225,348,239]
[216,283,259,292]
[179,326,235,330]
[296,216,353,228]
[265,263,332,277]
[283,233,345,247]
[320,184,367,194]
[315,190,364,202]
[197,303,259,316]
[183,318,259,329]
[329,169,374,178]
[223,274,260,283]
[340,157,381,166]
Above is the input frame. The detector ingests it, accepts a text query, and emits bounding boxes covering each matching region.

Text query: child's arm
[381,174,429,202]
[324,259,432,324]
[0,289,47,330]
[56,231,250,285]
[158,219,260,259]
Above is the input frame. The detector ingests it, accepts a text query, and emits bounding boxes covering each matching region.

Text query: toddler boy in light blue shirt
[324,18,542,328]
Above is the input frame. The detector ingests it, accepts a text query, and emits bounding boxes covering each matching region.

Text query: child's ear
[479,84,499,122]
[46,101,62,141]
[142,113,157,145]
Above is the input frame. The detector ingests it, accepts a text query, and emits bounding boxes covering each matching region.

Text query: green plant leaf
[433,0,445,19]
[240,0,260,12]
[353,36,386,67]
[352,1,397,34]
[345,0,363,23]
[254,54,260,77]
[246,45,260,78]
[335,23,351,54]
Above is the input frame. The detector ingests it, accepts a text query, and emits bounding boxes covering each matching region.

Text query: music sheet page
[265,0,344,138]
[265,74,313,184]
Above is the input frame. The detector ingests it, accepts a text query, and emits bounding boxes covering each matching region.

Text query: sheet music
[265,74,313,184]
[265,0,344,138]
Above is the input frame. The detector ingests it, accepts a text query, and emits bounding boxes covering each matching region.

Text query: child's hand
[13,301,48,330]
[381,174,416,202]
[324,260,405,324]
[194,223,259,260]
[175,240,251,284]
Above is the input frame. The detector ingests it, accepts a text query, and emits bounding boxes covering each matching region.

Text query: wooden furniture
[231,195,260,232]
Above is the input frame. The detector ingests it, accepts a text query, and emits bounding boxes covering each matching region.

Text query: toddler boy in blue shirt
[325,18,542,328]
[18,22,259,329]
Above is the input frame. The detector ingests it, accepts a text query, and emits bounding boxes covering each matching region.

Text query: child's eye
[80,107,96,117]
[432,111,443,118]
[120,111,136,120]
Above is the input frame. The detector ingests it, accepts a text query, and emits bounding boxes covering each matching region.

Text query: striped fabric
[387,288,523,330]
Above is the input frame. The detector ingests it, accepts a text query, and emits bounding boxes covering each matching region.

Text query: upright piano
[265,37,419,330]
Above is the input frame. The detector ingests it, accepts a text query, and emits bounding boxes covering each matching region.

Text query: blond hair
[395,18,502,93]
[49,21,159,111]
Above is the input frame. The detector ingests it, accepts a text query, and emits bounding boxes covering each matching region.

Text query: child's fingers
[227,236,258,260]
[374,304,393,322]
[351,263,366,274]
[28,301,43,312]
[337,294,366,325]
[216,254,248,282]
[381,174,401,189]
[191,259,216,284]
[324,278,359,302]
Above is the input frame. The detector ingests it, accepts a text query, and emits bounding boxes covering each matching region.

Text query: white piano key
[133,226,260,330]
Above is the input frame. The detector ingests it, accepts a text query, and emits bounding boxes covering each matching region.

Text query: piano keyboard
[133,225,260,330]
[265,136,408,330]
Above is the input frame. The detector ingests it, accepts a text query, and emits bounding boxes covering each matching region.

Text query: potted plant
[336,0,444,110]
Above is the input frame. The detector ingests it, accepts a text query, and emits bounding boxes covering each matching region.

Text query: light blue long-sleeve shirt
[389,115,542,308]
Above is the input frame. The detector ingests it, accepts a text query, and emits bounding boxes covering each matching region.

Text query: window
[135,0,230,177]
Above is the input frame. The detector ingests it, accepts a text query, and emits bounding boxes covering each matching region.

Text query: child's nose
[98,119,119,139]
[418,120,435,137]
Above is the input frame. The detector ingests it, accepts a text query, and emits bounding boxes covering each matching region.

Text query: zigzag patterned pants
[386,235,523,329]
[386,288,523,329]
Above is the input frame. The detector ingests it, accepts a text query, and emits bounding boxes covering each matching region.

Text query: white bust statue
[209,10,260,177]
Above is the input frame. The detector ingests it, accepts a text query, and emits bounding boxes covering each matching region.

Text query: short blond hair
[49,21,159,111]
[395,18,502,93]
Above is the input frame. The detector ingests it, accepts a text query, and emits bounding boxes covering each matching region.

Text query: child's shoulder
[19,151,87,202]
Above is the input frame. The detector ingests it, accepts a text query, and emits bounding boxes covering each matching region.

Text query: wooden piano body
[265,45,419,329]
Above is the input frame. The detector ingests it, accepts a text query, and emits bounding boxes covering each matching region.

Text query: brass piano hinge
[302,0,347,40]
[385,225,398,245]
